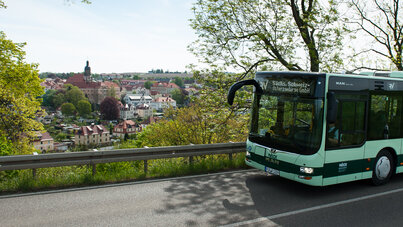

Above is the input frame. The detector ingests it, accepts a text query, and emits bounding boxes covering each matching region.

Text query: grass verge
[0,153,247,194]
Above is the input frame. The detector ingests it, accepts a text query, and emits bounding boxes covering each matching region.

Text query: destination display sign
[260,77,316,96]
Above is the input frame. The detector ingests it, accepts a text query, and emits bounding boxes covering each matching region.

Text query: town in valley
[34,61,200,153]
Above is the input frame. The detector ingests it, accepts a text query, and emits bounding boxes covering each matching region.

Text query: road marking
[0,169,257,199]
[221,187,403,227]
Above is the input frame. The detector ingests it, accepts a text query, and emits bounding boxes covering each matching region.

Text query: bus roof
[359,71,403,79]
[256,71,403,79]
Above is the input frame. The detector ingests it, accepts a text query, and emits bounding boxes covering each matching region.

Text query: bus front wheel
[372,150,394,186]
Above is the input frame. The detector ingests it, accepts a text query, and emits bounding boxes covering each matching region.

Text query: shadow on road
[156,171,403,226]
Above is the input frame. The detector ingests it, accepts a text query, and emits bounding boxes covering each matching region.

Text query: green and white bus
[228,71,403,186]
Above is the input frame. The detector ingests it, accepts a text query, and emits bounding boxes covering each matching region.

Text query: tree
[77,100,92,117]
[173,77,184,88]
[100,97,120,120]
[64,84,86,107]
[136,69,251,147]
[190,0,348,75]
[144,81,153,89]
[171,88,186,106]
[42,89,57,108]
[136,101,249,147]
[350,0,403,71]
[107,87,116,98]
[61,103,76,116]
[0,31,44,151]
[53,92,66,109]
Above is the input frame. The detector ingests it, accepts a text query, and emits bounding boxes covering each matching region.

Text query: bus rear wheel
[372,150,394,186]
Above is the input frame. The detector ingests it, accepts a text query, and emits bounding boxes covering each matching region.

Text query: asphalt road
[2,169,403,227]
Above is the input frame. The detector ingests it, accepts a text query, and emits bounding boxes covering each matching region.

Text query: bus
[228,71,403,186]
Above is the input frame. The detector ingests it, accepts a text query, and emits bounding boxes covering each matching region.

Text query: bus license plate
[265,167,279,175]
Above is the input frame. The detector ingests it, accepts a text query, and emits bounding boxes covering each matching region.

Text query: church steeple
[84,60,91,82]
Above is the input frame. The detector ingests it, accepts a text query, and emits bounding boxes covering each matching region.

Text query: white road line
[0,169,257,199]
[221,187,403,227]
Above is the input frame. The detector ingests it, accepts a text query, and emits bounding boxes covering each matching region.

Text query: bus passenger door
[323,93,367,185]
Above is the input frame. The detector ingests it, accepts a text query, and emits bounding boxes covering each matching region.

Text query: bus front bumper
[245,157,323,186]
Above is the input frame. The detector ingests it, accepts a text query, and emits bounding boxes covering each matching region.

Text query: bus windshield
[249,94,324,155]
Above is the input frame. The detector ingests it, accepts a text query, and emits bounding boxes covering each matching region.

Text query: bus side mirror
[327,92,338,124]
[228,79,263,105]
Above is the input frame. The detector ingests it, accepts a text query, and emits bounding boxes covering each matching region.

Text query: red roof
[101,81,119,88]
[151,82,180,89]
[76,124,108,136]
[154,97,175,102]
[33,132,53,142]
[115,120,137,130]
[66,74,100,89]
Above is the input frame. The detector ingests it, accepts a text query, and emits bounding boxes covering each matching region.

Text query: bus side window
[368,95,403,140]
[326,95,366,149]
[339,101,365,146]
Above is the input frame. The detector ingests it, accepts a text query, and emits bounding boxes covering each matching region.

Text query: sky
[0,0,199,74]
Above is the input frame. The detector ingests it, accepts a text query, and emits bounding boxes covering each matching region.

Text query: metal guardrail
[0,142,246,176]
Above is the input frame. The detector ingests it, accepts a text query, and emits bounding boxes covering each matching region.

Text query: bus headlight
[246,151,251,157]
[300,167,314,174]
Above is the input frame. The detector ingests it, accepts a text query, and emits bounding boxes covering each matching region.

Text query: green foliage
[144,81,153,89]
[0,134,13,156]
[42,89,56,107]
[53,92,66,109]
[55,132,69,142]
[76,99,92,117]
[42,85,88,111]
[190,0,349,74]
[135,69,251,147]
[171,88,186,106]
[173,77,184,88]
[0,31,44,153]
[64,84,86,107]
[61,103,76,116]
[107,87,117,99]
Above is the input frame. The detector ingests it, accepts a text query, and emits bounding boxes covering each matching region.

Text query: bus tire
[371,150,394,186]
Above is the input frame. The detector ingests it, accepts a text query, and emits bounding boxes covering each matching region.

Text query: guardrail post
[189,144,194,165]
[92,164,96,176]
[32,152,38,179]
[229,153,233,161]
[144,160,148,174]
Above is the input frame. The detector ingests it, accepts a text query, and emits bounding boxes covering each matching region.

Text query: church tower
[84,60,91,83]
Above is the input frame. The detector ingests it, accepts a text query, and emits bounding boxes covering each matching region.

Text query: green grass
[0,153,247,194]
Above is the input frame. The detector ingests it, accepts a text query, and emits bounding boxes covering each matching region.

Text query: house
[123,94,153,106]
[113,120,141,138]
[40,77,65,92]
[140,116,160,129]
[150,82,180,95]
[136,103,153,119]
[54,142,69,152]
[119,103,136,120]
[151,97,176,111]
[120,80,146,86]
[75,124,110,146]
[33,132,54,153]
[43,115,53,124]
